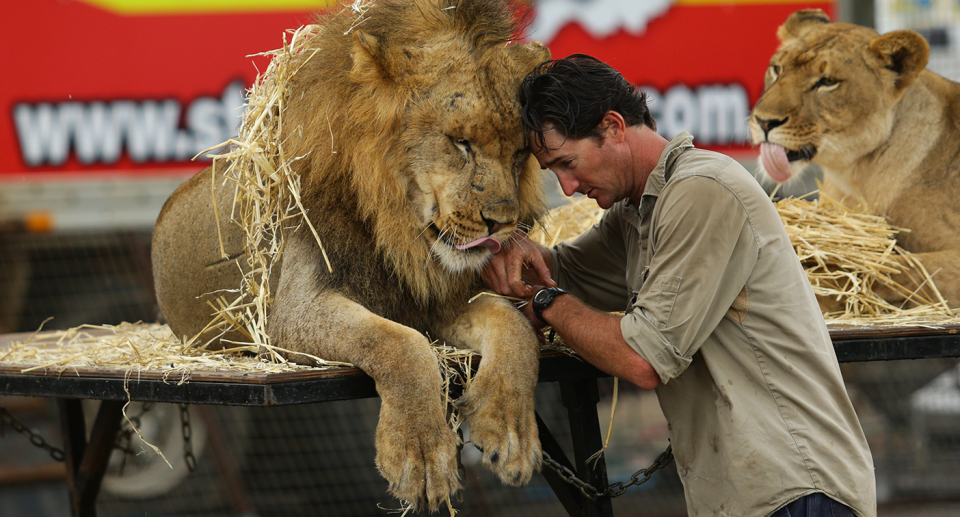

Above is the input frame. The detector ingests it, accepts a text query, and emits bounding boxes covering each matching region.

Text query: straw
[196,22,331,355]
[529,193,959,327]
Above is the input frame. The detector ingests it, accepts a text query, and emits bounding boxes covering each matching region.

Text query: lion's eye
[813,77,839,91]
[450,136,472,155]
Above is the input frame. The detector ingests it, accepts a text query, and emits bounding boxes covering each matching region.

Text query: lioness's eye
[813,77,839,91]
[768,65,781,81]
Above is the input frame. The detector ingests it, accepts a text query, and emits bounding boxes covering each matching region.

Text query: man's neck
[626,125,669,205]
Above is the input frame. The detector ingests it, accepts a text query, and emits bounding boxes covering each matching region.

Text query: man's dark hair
[519,54,655,151]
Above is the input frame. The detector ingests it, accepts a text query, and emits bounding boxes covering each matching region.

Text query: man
[482,55,876,517]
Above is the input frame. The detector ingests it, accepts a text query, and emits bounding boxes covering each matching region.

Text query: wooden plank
[0,464,65,485]
[828,323,960,341]
[0,348,589,385]
[1,326,958,388]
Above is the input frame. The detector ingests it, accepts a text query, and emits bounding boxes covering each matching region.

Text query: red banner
[2,0,832,178]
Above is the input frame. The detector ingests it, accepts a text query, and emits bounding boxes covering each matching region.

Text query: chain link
[0,403,65,462]
[179,404,197,472]
[541,444,673,500]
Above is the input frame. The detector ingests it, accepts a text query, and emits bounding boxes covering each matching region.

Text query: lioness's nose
[756,116,788,139]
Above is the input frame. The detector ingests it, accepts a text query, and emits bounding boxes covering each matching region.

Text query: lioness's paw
[375,402,461,512]
[457,373,541,486]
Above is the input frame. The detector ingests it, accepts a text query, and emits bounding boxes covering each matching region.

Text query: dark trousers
[769,492,855,517]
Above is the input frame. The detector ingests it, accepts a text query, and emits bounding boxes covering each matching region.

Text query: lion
[150,0,551,510]
[750,9,960,309]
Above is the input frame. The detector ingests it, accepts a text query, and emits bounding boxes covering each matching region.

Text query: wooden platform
[2,324,959,517]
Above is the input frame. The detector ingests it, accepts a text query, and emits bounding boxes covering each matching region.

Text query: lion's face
[750,10,929,182]
[402,77,534,273]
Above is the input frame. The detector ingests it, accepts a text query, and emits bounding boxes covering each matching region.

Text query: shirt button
[680,469,688,477]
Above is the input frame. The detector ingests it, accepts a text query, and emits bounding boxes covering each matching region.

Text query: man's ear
[777,9,831,46]
[601,111,627,143]
[870,30,929,90]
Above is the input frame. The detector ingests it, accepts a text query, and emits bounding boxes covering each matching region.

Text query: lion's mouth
[785,145,817,162]
[427,223,500,253]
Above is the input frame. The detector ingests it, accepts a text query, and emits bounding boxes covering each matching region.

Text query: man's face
[531,126,628,209]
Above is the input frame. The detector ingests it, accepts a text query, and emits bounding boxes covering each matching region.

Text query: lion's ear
[777,9,831,45]
[350,30,416,86]
[507,41,551,77]
[870,30,929,90]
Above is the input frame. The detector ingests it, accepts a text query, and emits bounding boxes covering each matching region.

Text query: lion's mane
[279,0,546,309]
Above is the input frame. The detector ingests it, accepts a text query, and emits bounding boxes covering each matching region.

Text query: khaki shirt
[550,133,876,517]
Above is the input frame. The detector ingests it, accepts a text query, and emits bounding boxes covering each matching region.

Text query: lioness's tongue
[456,237,502,253]
[760,142,793,183]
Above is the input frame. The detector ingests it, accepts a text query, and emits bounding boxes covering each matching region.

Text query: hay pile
[778,193,957,325]
[0,322,348,380]
[528,195,604,248]
[529,192,959,326]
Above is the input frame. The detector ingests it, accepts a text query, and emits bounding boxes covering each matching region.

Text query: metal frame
[2,327,959,517]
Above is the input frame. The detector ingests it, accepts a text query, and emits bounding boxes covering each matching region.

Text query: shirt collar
[628,131,694,216]
[644,131,694,198]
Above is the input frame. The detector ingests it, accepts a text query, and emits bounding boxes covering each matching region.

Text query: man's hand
[481,234,556,298]
[519,284,548,331]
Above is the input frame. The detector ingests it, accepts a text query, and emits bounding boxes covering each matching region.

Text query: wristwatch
[532,287,567,325]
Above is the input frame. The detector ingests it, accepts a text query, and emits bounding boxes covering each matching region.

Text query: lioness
[151,0,550,510]
[750,9,960,308]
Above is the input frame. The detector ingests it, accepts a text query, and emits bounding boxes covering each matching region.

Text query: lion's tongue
[456,237,502,253]
[760,142,793,183]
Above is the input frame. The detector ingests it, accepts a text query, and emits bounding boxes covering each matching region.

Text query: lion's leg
[439,294,542,486]
[269,251,460,511]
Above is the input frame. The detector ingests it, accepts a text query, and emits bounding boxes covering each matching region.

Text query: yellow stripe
[79,0,336,15]
[676,0,830,5]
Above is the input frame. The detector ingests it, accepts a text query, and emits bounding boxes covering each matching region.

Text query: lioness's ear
[870,30,929,90]
[777,9,831,45]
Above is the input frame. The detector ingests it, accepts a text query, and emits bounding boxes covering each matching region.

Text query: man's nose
[557,174,578,197]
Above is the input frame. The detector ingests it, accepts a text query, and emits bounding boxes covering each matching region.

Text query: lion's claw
[376,403,461,512]
[458,373,541,487]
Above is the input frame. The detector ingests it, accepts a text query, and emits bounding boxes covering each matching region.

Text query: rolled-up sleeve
[620,175,758,384]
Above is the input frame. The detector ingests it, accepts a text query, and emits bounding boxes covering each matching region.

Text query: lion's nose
[482,214,511,235]
[756,115,788,139]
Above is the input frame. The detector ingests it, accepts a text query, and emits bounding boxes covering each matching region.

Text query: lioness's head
[750,9,929,182]
[336,0,550,275]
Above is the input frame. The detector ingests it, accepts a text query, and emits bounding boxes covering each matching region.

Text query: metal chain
[541,444,673,500]
[179,404,197,472]
[0,403,65,462]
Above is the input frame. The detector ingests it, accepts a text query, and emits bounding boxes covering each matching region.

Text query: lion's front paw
[375,401,461,512]
[457,372,541,486]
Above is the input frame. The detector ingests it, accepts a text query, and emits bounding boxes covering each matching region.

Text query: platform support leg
[58,399,124,517]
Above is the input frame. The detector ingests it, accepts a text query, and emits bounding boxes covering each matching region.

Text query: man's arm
[525,291,661,390]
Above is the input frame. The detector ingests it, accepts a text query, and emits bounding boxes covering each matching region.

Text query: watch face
[534,289,550,305]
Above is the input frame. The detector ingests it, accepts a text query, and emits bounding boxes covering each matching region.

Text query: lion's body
[152,0,550,509]
[750,10,960,308]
